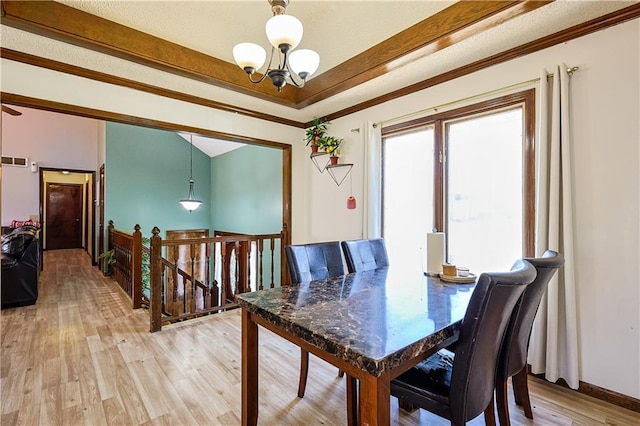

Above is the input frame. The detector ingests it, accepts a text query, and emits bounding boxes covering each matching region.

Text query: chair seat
[394,349,454,401]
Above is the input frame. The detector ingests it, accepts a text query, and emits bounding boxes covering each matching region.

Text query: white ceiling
[55,0,456,79]
[2,1,637,154]
[3,1,634,121]
[178,133,245,157]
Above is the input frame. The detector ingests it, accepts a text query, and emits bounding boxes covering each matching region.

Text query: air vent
[1,156,28,167]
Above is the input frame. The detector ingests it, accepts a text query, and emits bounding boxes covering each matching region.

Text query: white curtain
[528,65,580,389]
[364,121,382,238]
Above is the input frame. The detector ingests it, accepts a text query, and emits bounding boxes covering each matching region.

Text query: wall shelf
[310,152,329,173]
[326,163,353,186]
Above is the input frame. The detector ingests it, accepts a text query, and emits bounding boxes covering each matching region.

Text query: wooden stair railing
[149,227,284,332]
[107,221,143,309]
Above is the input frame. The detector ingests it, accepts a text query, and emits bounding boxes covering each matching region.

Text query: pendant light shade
[233,42,267,71]
[289,49,320,78]
[265,14,303,50]
[180,135,202,212]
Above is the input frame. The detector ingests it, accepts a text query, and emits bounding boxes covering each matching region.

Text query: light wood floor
[1,249,639,425]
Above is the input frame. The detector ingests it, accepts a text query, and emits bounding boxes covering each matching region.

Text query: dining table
[236,266,475,426]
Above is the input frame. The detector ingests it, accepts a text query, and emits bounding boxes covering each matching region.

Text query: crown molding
[0,48,306,128]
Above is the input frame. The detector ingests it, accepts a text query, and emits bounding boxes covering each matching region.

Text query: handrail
[107,223,284,332]
[148,226,284,332]
[107,221,143,309]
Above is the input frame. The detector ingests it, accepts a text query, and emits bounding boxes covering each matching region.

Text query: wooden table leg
[358,373,390,426]
[242,309,258,426]
[346,374,358,426]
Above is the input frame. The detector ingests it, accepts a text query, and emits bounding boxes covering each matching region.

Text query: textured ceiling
[3,1,636,122]
[55,0,456,78]
[2,1,638,155]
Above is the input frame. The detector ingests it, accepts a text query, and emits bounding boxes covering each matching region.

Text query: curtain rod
[372,66,578,128]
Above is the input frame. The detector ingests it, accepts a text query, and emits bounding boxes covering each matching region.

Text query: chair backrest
[285,242,345,284]
[497,250,564,381]
[340,239,389,273]
[449,259,537,424]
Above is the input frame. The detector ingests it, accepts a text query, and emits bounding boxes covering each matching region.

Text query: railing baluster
[188,243,196,313]
[234,240,241,296]
[258,239,264,291]
[270,237,275,289]
[132,224,142,309]
[220,243,227,307]
[247,240,252,293]
[212,241,219,307]
[205,242,211,309]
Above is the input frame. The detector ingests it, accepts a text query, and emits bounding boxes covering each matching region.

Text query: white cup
[457,267,470,277]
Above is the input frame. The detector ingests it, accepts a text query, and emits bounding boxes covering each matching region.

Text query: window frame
[382,89,536,257]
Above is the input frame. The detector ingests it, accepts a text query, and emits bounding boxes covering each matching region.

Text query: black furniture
[284,241,346,398]
[1,226,40,309]
[492,250,564,425]
[390,259,537,426]
[340,238,389,273]
[285,241,345,285]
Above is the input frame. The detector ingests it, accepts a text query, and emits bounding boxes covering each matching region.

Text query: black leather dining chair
[340,238,389,273]
[390,259,537,426]
[284,242,346,398]
[489,250,564,425]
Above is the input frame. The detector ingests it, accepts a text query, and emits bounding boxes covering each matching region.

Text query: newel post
[150,226,162,332]
[281,224,289,286]
[104,220,115,274]
[131,224,143,309]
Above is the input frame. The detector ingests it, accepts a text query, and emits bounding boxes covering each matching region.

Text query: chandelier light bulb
[289,49,319,79]
[233,42,267,72]
[265,14,303,51]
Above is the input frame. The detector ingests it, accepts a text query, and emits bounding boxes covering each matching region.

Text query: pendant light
[179,134,203,212]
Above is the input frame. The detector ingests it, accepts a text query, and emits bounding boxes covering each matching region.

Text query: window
[382,90,534,273]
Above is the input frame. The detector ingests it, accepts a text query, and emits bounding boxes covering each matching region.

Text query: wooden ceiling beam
[0,0,300,107]
[297,1,552,107]
[0,0,551,110]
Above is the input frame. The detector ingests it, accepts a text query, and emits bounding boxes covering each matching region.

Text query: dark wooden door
[46,183,83,250]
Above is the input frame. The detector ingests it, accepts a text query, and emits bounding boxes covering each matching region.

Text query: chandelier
[179,134,203,212]
[232,0,319,92]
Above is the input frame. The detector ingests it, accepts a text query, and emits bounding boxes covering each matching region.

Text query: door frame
[16,95,292,282]
[98,163,105,265]
[39,167,97,262]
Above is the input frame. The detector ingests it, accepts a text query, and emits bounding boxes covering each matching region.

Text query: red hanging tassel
[347,196,356,210]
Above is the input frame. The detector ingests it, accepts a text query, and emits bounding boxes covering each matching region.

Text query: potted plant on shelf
[305,117,328,153]
[321,136,343,164]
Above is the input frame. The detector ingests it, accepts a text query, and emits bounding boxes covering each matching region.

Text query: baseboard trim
[528,367,640,413]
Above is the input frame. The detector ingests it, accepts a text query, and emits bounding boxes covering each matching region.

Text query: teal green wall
[211,145,282,286]
[211,145,282,234]
[105,122,211,239]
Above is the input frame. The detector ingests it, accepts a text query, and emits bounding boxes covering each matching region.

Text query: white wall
[0,19,638,399]
[316,21,640,398]
[1,108,99,225]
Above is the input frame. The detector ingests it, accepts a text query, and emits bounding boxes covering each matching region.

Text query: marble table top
[236,267,475,377]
